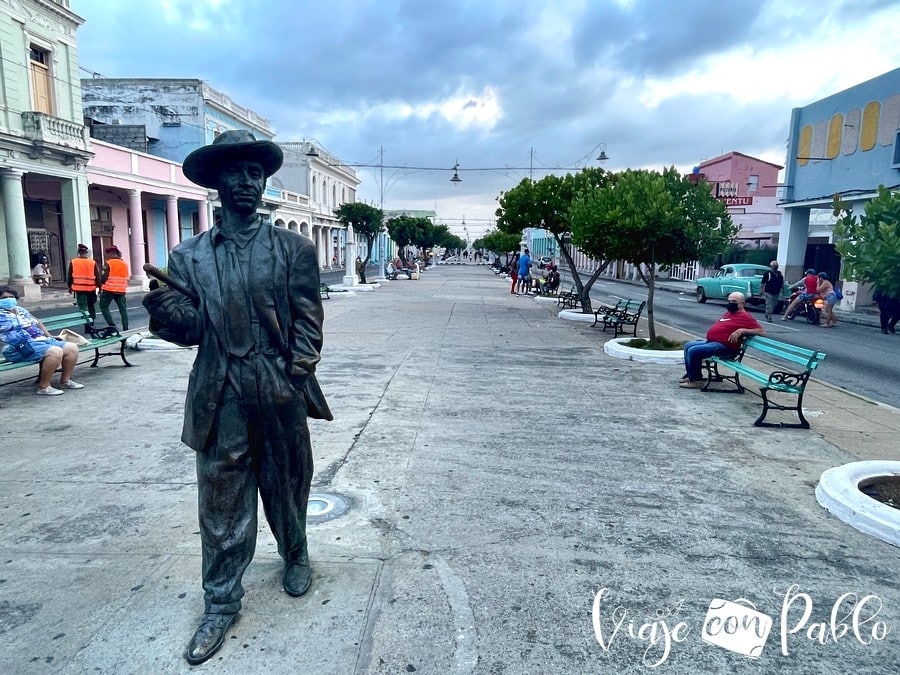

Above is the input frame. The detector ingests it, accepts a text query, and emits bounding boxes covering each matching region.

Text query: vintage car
[695,263,788,308]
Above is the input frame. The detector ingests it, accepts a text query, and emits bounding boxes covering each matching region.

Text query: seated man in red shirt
[679,292,766,388]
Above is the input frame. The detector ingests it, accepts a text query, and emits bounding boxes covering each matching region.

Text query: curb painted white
[331,283,377,292]
[558,309,595,322]
[603,337,684,365]
[326,290,357,298]
[534,296,559,305]
[816,461,900,548]
[125,332,191,351]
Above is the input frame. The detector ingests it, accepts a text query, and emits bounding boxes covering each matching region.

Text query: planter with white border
[815,461,900,548]
[558,309,595,322]
[603,336,684,365]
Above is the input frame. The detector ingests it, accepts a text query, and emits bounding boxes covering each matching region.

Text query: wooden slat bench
[701,335,826,429]
[1,310,132,383]
[593,299,645,337]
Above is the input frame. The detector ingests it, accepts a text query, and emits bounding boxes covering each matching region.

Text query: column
[197,198,209,233]
[60,175,92,262]
[1,169,32,284]
[128,189,147,280]
[343,225,357,286]
[166,195,180,251]
[777,207,810,284]
[327,227,335,267]
[311,226,320,267]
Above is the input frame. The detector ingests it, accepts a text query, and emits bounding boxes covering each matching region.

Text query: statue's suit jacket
[149,221,332,451]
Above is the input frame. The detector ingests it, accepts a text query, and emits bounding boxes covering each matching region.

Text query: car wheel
[696,287,707,303]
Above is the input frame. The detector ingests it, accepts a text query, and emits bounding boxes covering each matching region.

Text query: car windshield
[738,269,764,278]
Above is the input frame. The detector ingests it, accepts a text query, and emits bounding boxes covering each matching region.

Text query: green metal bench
[702,335,827,428]
[593,299,645,337]
[556,285,579,309]
[591,299,626,328]
[319,283,331,300]
[1,310,132,381]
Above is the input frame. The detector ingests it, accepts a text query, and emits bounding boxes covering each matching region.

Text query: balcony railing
[21,111,89,152]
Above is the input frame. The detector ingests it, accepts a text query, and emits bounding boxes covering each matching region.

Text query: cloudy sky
[71,0,900,238]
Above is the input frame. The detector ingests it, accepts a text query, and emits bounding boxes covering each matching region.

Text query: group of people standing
[506,249,559,296]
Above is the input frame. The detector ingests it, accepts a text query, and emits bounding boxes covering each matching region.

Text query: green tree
[386,215,433,264]
[570,167,735,342]
[334,202,383,274]
[833,186,900,297]
[495,168,610,311]
[480,230,523,266]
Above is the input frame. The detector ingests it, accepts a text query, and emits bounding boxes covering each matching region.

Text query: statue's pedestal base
[343,275,357,287]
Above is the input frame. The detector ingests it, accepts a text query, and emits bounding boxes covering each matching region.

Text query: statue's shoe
[283,558,312,597]
[184,613,237,665]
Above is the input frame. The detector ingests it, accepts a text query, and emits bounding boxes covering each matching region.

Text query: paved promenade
[1,265,899,674]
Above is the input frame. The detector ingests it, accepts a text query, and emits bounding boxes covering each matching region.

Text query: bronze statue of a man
[143,130,332,665]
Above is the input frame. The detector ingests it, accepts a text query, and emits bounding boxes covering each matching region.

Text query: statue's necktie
[222,240,254,356]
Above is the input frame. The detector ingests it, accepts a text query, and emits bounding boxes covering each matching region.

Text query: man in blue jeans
[517,248,532,295]
[680,292,766,388]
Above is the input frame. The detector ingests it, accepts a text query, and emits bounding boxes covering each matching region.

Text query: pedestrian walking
[99,245,129,331]
[761,260,784,322]
[67,243,100,324]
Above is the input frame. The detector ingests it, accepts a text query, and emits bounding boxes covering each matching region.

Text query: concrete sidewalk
[2,266,899,674]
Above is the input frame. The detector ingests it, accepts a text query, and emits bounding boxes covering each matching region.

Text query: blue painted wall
[784,68,900,206]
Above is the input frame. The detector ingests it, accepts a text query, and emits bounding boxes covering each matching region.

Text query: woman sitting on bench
[0,286,85,396]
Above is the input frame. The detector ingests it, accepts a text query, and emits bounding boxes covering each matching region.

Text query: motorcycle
[785,289,824,325]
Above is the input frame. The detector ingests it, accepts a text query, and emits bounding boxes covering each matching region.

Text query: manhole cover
[307,492,350,523]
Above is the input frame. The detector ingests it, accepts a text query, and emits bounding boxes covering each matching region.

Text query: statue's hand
[142,288,181,318]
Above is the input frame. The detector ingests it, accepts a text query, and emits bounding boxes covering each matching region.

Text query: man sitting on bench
[679,292,766,389]
[541,265,560,294]
[0,286,85,396]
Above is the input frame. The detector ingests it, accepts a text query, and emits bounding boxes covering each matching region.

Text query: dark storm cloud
[571,0,766,77]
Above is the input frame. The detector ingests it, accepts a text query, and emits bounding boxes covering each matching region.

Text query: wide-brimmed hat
[182,130,283,188]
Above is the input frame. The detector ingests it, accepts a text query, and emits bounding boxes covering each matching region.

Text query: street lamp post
[377,145,388,281]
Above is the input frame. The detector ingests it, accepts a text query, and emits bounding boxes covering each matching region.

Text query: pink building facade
[85,139,210,284]
[696,151,783,246]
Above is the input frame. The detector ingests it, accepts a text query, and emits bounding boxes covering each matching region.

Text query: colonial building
[0,0,92,300]
[81,78,272,164]
[277,141,360,269]
[82,80,361,271]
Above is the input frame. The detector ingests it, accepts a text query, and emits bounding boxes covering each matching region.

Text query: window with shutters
[29,45,53,114]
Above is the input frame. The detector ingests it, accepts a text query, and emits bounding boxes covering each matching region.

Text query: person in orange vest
[100,245,128,330]
[99,245,129,331]
[67,243,101,323]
